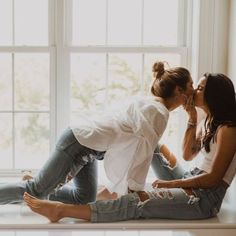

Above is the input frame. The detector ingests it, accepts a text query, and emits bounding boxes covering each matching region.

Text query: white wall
[227,0,236,208]
[191,0,236,207]
[190,0,230,81]
[228,0,236,87]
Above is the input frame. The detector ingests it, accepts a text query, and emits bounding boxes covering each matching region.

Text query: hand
[152,179,161,189]
[128,188,135,193]
[183,95,197,120]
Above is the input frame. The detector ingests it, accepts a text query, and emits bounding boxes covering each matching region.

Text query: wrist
[187,121,197,128]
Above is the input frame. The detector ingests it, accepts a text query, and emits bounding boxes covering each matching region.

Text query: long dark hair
[202,73,236,152]
[151,61,191,98]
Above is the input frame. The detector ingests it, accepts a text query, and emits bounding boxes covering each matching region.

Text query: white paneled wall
[227,0,236,208]
[228,0,236,87]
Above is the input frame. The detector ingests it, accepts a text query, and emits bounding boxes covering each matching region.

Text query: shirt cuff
[127,179,145,191]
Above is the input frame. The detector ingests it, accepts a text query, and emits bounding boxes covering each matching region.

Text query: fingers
[152,180,159,188]
[183,95,197,115]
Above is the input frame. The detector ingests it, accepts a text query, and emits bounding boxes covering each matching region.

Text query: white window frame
[0,0,191,177]
[0,0,57,176]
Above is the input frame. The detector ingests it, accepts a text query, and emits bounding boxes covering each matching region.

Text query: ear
[174,86,183,96]
[177,86,184,93]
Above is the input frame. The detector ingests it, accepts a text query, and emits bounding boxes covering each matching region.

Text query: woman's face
[194,76,207,108]
[185,79,194,96]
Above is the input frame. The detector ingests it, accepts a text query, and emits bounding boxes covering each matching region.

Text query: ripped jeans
[0,128,104,205]
[89,148,227,222]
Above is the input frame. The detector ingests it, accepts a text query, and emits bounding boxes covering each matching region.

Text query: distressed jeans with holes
[0,128,104,205]
[89,147,227,222]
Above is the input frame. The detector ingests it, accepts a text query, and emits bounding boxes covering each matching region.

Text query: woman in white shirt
[23,73,236,222]
[0,61,193,205]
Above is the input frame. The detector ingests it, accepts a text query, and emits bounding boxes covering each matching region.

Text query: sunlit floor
[0,203,236,235]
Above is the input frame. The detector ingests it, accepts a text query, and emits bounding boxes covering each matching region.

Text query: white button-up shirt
[72,96,169,195]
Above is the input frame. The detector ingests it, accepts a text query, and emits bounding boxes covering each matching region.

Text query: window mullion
[177,0,187,46]
[55,0,70,137]
[12,53,15,169]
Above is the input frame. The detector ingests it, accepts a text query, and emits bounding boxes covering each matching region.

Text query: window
[0,0,52,173]
[68,0,188,182]
[0,0,189,180]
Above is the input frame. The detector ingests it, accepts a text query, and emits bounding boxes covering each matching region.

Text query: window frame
[0,0,191,176]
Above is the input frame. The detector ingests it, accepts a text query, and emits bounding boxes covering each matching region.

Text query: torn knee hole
[181,188,200,204]
[148,189,174,200]
[137,191,150,202]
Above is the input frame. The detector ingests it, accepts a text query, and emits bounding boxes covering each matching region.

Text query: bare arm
[182,121,202,161]
[153,126,236,189]
[182,95,202,161]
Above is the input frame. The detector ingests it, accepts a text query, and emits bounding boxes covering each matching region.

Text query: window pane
[0,0,12,45]
[144,0,178,45]
[15,0,48,45]
[72,0,106,45]
[0,53,12,110]
[14,53,50,111]
[108,0,142,45]
[108,53,142,104]
[70,53,106,124]
[0,113,12,168]
[15,113,49,169]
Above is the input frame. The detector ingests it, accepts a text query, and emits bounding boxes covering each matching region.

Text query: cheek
[194,92,204,105]
[186,87,194,96]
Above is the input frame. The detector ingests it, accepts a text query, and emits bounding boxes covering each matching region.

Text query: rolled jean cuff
[154,142,163,153]
[88,192,140,223]
[89,202,98,223]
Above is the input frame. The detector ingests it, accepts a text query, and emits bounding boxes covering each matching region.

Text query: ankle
[54,203,64,220]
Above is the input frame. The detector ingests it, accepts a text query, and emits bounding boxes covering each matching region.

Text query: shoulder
[142,102,168,119]
[216,125,236,139]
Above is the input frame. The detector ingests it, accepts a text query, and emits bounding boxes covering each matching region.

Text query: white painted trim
[67,46,187,54]
[212,0,230,74]
[0,47,50,52]
[228,0,236,86]
[55,0,70,137]
[178,0,187,46]
[197,0,215,77]
[190,0,230,80]
[189,0,200,83]
[48,0,55,46]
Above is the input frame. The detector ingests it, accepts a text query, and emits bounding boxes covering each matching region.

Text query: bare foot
[23,192,63,222]
[21,170,33,181]
[96,186,117,201]
[22,174,33,181]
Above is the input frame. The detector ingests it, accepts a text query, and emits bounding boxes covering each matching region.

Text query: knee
[25,180,47,198]
[73,189,97,204]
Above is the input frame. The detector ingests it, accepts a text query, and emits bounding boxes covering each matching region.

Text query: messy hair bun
[151,61,191,99]
[152,61,165,80]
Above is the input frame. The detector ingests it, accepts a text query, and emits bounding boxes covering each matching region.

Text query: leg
[23,192,91,222]
[96,186,118,201]
[151,144,185,180]
[159,144,177,168]
[49,158,99,204]
[0,129,74,204]
[139,188,204,220]
[0,128,97,204]
[27,128,103,199]
[24,191,141,222]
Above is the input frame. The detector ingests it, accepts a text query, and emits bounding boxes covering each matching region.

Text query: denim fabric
[89,151,227,222]
[0,128,104,205]
[151,146,185,180]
